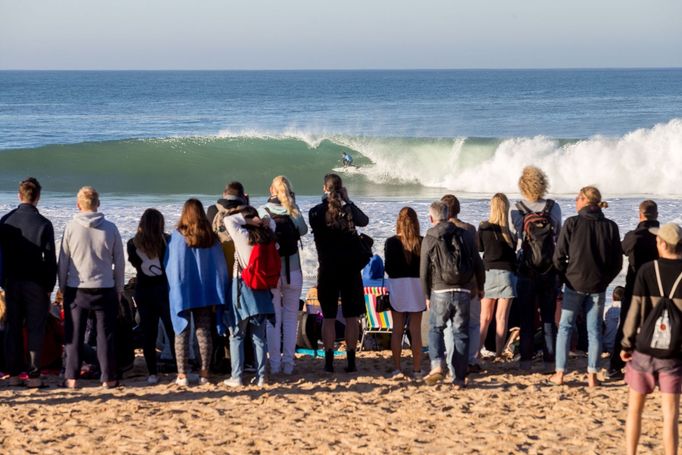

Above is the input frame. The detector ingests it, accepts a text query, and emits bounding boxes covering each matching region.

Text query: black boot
[345,349,357,373]
[324,349,334,373]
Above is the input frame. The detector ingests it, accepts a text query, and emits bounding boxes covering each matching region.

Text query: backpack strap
[515,201,532,216]
[542,199,555,214]
[653,260,682,299]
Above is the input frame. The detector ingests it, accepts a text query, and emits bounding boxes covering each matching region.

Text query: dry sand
[0,351,672,454]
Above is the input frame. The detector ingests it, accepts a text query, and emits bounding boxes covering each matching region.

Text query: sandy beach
[0,350,668,454]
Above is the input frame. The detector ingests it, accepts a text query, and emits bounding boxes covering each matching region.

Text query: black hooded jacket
[553,205,622,293]
[206,197,246,225]
[621,219,659,296]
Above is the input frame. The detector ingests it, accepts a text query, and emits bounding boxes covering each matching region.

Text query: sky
[1,0,681,70]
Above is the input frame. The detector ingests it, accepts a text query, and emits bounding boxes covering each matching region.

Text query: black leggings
[136,284,175,375]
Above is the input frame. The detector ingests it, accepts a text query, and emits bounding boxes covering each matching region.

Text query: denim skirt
[483,269,517,299]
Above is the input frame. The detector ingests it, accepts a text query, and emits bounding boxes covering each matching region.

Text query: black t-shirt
[477,222,516,272]
[126,235,170,288]
[384,235,421,279]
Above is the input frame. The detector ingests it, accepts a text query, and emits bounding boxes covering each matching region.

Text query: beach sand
[0,351,668,454]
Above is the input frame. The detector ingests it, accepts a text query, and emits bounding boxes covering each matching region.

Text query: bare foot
[587,373,601,388]
[547,372,564,386]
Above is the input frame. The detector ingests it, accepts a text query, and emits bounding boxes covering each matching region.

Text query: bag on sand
[516,200,556,274]
[636,261,682,359]
[242,241,282,290]
[433,226,473,287]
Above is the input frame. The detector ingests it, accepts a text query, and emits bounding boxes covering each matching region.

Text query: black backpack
[636,261,682,359]
[264,208,301,283]
[433,226,474,287]
[516,200,556,274]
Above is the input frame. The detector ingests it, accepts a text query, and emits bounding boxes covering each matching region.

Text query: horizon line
[1,66,681,72]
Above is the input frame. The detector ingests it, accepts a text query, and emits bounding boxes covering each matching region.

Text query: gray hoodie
[58,211,125,292]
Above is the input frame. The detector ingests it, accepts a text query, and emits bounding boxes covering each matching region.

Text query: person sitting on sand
[165,199,229,387]
[441,194,482,373]
[0,177,57,388]
[609,200,659,380]
[59,186,125,389]
[621,223,682,455]
[384,207,426,378]
[309,174,369,373]
[549,186,622,387]
[421,201,484,388]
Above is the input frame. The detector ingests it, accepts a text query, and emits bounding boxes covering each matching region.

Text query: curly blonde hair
[518,166,549,201]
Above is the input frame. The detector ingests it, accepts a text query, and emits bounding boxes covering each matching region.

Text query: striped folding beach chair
[359,286,393,351]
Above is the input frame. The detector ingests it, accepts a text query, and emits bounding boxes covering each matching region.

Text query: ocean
[1,69,681,286]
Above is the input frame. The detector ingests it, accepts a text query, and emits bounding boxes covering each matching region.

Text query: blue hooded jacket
[362,254,385,287]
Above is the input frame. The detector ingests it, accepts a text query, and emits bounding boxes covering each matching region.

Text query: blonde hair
[580,186,609,209]
[518,166,549,202]
[271,175,299,217]
[488,193,513,247]
[77,186,100,211]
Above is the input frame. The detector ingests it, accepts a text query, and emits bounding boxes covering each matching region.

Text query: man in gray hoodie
[58,186,125,388]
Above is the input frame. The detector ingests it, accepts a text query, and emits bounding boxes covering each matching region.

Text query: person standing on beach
[0,177,57,388]
[620,223,682,455]
[550,186,622,387]
[477,193,517,358]
[207,182,249,277]
[421,201,484,388]
[608,200,659,380]
[441,194,482,372]
[59,186,124,388]
[223,206,277,387]
[384,207,426,378]
[258,176,308,376]
[127,209,174,385]
[165,199,229,387]
[309,174,369,373]
[510,166,562,372]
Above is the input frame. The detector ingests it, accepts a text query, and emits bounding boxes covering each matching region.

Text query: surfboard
[332,165,362,174]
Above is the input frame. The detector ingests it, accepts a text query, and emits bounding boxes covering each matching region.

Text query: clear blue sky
[1,0,680,69]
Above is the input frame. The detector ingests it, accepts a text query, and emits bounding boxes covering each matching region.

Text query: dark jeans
[3,281,50,377]
[428,290,470,381]
[136,284,174,375]
[517,271,557,363]
[610,293,632,372]
[64,287,118,382]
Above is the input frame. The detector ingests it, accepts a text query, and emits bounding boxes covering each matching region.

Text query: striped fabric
[363,286,392,330]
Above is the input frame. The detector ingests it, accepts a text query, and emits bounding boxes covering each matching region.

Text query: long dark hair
[133,208,166,259]
[241,206,276,245]
[177,199,216,248]
[324,173,349,230]
[396,207,421,263]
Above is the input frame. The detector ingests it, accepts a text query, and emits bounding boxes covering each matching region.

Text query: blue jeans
[555,287,605,373]
[428,290,470,381]
[229,318,267,380]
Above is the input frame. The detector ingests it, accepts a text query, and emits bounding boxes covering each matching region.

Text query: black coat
[553,205,623,293]
[622,219,659,297]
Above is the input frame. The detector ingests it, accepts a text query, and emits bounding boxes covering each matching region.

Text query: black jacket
[420,221,484,297]
[206,197,246,225]
[309,197,369,270]
[622,219,659,297]
[126,234,170,288]
[553,205,623,293]
[477,221,516,272]
[384,235,421,279]
[0,203,57,290]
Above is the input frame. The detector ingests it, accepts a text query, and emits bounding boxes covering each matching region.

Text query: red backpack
[241,241,282,290]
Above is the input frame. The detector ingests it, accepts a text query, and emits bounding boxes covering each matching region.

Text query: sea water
[1,70,681,288]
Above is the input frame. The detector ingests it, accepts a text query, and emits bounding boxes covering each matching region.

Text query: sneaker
[424,370,444,385]
[479,348,496,359]
[412,371,425,380]
[252,376,265,387]
[146,375,159,385]
[387,369,402,379]
[605,368,624,381]
[175,376,190,387]
[223,377,242,388]
[282,364,294,375]
[198,377,210,386]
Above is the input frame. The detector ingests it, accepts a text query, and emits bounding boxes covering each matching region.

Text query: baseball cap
[649,223,682,245]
